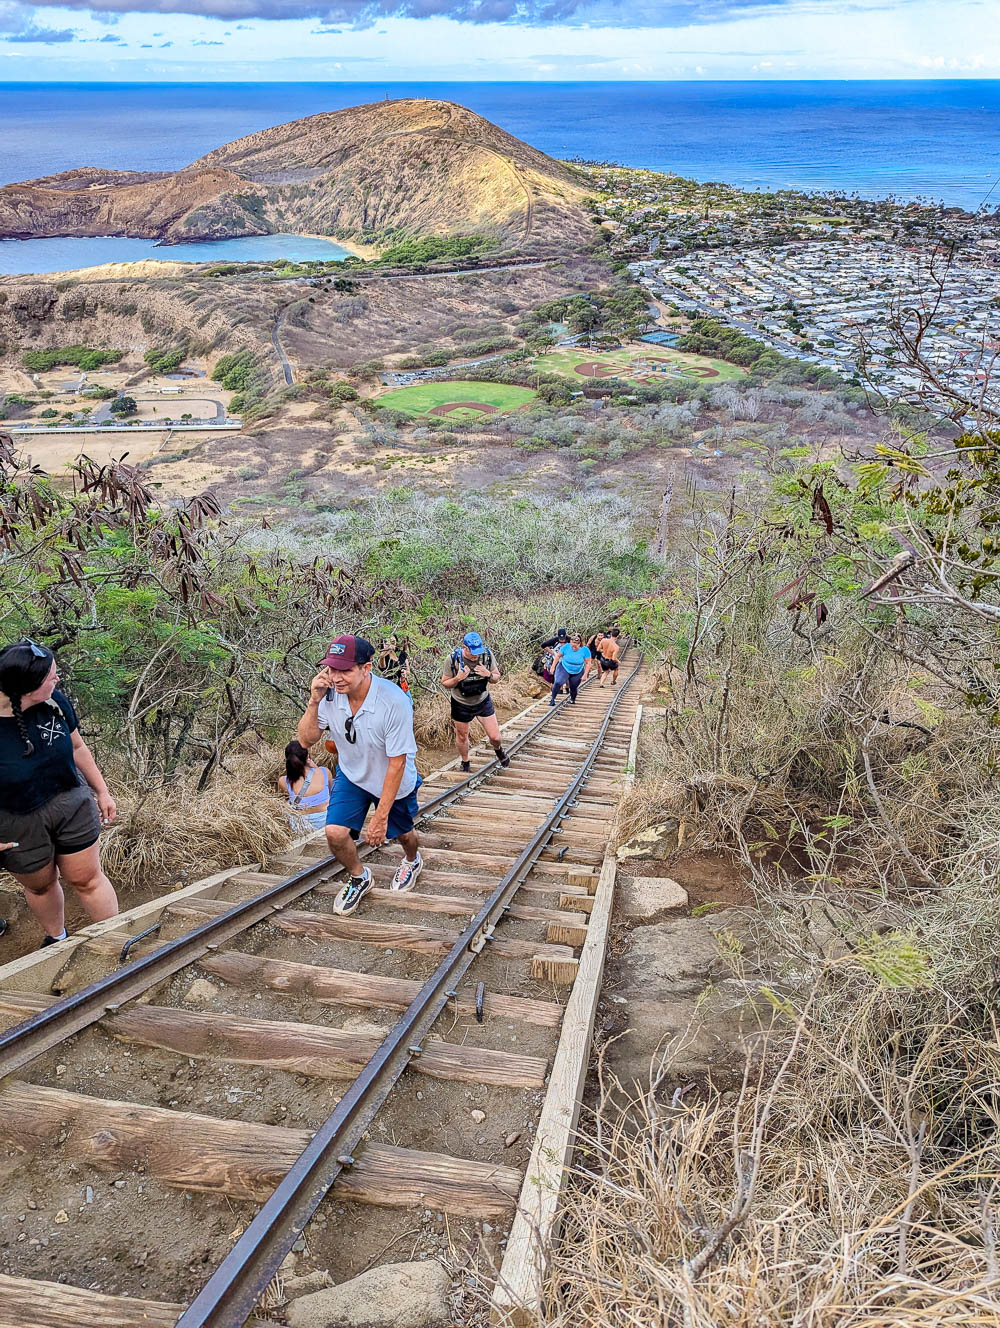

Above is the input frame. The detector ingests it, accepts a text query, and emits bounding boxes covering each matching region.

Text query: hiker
[0,640,119,947]
[540,627,569,650]
[377,634,411,703]
[587,629,605,665]
[598,628,622,687]
[298,635,423,914]
[550,632,591,706]
[441,631,511,774]
[278,740,331,832]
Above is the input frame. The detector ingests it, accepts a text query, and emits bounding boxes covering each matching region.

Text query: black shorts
[600,657,618,671]
[0,783,101,876]
[451,694,496,724]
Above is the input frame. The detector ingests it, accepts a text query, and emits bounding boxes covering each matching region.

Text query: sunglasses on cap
[23,639,49,659]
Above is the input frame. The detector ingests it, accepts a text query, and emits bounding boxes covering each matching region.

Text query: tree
[109,396,137,418]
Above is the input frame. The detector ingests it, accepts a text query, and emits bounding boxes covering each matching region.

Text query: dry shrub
[540,941,1000,1327]
[100,748,296,895]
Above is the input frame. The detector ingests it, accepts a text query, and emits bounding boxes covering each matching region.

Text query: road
[272,303,298,385]
[9,421,241,435]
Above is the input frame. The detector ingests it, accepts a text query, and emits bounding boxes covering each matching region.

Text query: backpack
[452,646,493,697]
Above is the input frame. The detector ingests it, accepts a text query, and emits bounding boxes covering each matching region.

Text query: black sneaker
[38,933,64,949]
[461,760,471,773]
[0,918,7,939]
[333,868,373,915]
[495,747,511,768]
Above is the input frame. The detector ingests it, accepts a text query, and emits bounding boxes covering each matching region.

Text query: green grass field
[379,380,537,421]
[531,344,745,386]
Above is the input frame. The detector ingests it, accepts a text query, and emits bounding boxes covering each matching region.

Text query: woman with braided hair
[0,641,118,947]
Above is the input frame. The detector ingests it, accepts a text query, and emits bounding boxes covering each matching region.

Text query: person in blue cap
[441,631,511,773]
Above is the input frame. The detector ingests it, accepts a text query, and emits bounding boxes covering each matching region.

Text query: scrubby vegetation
[376,233,498,268]
[211,350,274,419]
[22,344,123,372]
[143,347,187,374]
[544,423,1000,1324]
[0,436,649,892]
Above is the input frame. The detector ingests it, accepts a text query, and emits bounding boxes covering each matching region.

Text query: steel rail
[175,651,642,1328]
[0,675,590,1078]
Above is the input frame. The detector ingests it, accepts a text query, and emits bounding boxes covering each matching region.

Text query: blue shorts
[325,770,422,840]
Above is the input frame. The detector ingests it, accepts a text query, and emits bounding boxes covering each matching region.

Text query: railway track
[0,657,643,1328]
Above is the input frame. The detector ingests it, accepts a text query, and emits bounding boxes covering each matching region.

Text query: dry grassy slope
[0,167,263,243]
[0,98,592,253]
[0,269,282,366]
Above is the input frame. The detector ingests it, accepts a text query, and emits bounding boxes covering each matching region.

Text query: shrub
[23,345,123,373]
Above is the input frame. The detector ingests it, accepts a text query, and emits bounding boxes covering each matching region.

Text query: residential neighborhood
[631,239,1000,408]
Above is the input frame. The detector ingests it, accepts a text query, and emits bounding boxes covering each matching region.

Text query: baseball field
[530,344,745,385]
[379,380,537,420]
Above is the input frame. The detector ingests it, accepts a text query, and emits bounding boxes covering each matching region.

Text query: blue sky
[0,0,996,79]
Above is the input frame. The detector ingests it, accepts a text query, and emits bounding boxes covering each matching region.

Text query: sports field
[379,380,537,420]
[531,344,745,386]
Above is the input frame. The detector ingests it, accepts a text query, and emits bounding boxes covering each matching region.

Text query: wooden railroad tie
[198,952,565,1027]
[0,1273,180,1328]
[167,898,581,981]
[0,1082,522,1217]
[0,993,547,1088]
[167,897,576,961]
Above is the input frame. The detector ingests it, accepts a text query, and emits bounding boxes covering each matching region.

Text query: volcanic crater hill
[0,99,592,255]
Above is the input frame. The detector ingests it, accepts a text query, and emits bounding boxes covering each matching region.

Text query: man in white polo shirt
[297,634,422,915]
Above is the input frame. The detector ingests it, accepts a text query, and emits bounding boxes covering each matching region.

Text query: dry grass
[100,747,297,895]
[540,951,1000,1327]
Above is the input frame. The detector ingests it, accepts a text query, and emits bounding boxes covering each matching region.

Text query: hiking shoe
[391,853,423,892]
[38,933,63,949]
[461,760,471,773]
[495,747,511,768]
[548,699,556,707]
[333,867,373,915]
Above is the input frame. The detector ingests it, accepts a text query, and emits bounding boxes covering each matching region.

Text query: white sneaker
[333,867,373,914]
[391,853,423,892]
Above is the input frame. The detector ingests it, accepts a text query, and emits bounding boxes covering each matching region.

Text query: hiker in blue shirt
[550,633,592,706]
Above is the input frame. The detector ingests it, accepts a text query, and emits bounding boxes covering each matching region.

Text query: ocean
[1,80,999,212]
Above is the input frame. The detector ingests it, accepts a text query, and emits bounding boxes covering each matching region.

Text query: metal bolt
[336,1154,355,1166]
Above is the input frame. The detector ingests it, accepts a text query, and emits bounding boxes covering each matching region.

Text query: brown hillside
[0,99,591,255]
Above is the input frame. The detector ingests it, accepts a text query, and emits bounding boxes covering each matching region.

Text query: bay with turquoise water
[0,232,351,275]
[0,81,997,274]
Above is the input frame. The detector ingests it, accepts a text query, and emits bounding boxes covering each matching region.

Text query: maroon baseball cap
[318,634,375,670]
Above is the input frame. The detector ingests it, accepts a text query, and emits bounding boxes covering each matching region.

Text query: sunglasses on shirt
[344,715,359,745]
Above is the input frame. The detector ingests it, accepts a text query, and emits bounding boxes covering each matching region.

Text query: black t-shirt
[0,690,81,815]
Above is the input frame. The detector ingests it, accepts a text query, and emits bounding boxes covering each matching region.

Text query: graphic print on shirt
[37,713,65,747]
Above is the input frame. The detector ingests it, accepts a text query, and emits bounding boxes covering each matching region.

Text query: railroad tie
[0,1273,181,1328]
[0,1082,522,1217]
[197,951,565,1027]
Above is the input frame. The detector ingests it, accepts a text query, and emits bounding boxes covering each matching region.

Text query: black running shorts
[599,657,618,671]
[0,783,100,876]
[450,695,497,724]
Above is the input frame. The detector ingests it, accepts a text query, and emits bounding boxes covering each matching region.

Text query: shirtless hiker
[598,628,621,687]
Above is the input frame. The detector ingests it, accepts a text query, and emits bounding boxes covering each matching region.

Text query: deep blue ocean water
[0,81,997,272]
[1,81,998,210]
